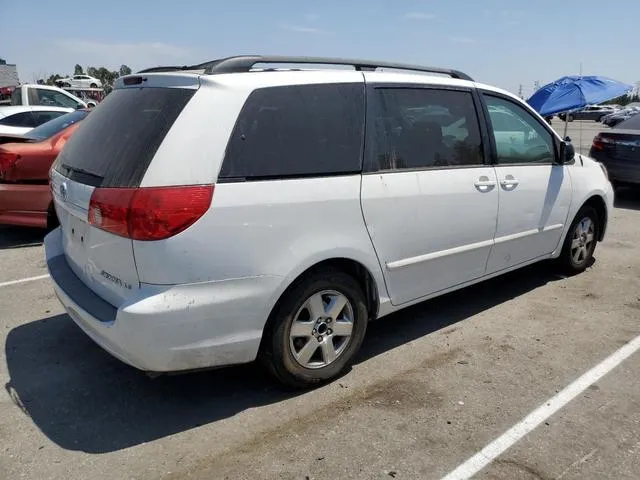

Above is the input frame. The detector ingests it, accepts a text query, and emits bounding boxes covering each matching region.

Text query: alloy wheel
[570,216,595,265]
[289,290,354,369]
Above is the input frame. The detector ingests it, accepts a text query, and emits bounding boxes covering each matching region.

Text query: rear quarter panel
[132,176,388,317]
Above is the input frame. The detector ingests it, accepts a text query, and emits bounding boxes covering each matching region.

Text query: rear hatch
[51,77,199,307]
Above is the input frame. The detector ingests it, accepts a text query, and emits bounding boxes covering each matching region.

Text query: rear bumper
[0,183,51,228]
[590,151,640,185]
[45,228,282,372]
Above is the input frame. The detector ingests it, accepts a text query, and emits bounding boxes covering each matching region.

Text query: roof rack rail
[137,56,473,81]
[137,65,206,74]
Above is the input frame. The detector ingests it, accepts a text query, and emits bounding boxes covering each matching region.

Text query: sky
[2,0,639,97]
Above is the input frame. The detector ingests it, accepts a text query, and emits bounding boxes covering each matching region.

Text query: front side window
[484,94,556,164]
[368,87,484,171]
[221,83,365,180]
[31,88,79,108]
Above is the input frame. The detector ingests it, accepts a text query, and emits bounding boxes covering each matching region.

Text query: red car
[0,110,88,228]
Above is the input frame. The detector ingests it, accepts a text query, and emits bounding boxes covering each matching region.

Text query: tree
[119,64,132,77]
[45,73,63,86]
[86,66,122,93]
[74,64,84,76]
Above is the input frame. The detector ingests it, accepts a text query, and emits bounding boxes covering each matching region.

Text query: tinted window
[55,87,195,187]
[221,83,364,180]
[368,88,484,171]
[32,111,67,127]
[484,95,555,164]
[30,88,79,108]
[26,110,88,141]
[617,113,640,130]
[0,112,34,127]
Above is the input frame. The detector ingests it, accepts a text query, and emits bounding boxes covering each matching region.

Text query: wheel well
[262,257,380,339]
[583,195,607,241]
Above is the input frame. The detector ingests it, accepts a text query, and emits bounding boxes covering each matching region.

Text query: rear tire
[567,114,574,122]
[261,268,368,388]
[557,206,599,275]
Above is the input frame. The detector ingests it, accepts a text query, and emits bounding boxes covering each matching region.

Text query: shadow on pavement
[5,262,563,453]
[0,227,45,250]
[614,187,640,212]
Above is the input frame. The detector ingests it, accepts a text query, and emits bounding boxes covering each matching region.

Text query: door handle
[474,176,496,192]
[500,175,519,189]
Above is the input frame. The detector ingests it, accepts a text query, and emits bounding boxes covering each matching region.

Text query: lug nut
[327,329,333,335]
[317,335,323,342]
[326,318,332,323]
[312,329,317,334]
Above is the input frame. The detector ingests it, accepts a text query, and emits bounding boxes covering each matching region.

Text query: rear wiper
[60,164,104,181]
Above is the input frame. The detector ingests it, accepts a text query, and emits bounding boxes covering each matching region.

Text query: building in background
[0,58,20,88]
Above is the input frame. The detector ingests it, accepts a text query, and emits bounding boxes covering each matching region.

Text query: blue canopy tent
[527,76,632,137]
[528,76,632,117]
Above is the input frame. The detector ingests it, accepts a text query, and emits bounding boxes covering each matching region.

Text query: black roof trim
[138,55,473,81]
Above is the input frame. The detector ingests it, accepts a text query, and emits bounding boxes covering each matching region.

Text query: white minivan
[45,56,614,387]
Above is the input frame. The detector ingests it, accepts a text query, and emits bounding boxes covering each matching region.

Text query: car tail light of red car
[0,151,21,179]
[88,184,214,241]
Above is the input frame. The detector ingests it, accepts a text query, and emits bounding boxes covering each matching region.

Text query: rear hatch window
[54,87,195,187]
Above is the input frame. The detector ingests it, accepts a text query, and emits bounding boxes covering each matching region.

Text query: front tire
[90,83,98,88]
[557,206,599,275]
[261,268,368,388]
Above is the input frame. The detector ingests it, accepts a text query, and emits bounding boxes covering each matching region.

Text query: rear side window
[0,112,34,127]
[220,83,364,180]
[367,88,484,171]
[55,87,195,187]
[10,89,22,105]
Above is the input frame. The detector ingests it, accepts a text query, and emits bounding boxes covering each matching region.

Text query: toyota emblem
[60,183,68,201]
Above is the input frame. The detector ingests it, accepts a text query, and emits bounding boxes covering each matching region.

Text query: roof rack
[137,55,473,81]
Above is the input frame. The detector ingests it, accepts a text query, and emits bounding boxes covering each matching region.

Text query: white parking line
[0,274,50,288]
[441,333,640,480]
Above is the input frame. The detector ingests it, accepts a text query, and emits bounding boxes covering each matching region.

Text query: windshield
[24,110,89,141]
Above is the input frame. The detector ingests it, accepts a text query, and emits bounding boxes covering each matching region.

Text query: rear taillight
[88,185,214,241]
[0,151,20,179]
[592,135,615,151]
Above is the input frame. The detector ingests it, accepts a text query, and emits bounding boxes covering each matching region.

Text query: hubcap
[570,217,595,265]
[289,290,354,369]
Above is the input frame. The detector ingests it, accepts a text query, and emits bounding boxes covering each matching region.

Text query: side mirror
[76,103,85,110]
[559,140,575,164]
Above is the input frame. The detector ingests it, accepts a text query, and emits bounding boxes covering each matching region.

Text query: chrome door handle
[500,175,519,189]
[474,176,496,192]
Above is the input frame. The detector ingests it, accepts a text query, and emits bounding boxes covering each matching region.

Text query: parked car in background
[602,107,640,127]
[56,75,103,89]
[0,110,89,228]
[11,84,90,110]
[0,106,73,137]
[590,113,640,189]
[45,56,613,388]
[558,105,617,122]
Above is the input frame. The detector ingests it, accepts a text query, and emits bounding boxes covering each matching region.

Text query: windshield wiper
[60,164,104,181]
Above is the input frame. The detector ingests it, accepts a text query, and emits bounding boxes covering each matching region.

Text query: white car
[45,56,614,388]
[57,75,103,89]
[0,105,74,136]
